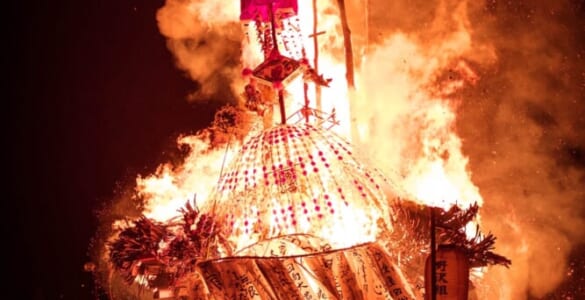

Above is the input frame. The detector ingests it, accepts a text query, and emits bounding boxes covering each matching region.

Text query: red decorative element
[252,53,303,88]
[242,68,253,76]
[240,0,298,22]
[203,123,393,251]
[273,81,284,91]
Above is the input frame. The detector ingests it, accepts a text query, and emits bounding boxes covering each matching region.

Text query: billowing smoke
[349,0,585,298]
[156,0,244,102]
[459,1,585,298]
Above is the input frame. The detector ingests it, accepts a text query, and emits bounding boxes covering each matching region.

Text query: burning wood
[106,195,510,299]
[389,201,511,269]
[201,105,253,147]
[107,200,225,289]
[108,217,166,284]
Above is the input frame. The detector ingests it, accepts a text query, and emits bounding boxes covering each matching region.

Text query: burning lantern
[100,0,516,298]
[425,244,470,300]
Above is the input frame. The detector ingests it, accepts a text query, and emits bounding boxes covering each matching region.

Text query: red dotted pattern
[203,124,392,250]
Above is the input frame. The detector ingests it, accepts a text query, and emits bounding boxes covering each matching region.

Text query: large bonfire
[85,0,585,299]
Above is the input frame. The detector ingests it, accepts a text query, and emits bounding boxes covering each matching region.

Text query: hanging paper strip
[192,242,416,300]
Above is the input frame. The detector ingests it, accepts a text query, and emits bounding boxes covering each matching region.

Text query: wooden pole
[278,90,286,124]
[312,0,322,110]
[303,82,309,123]
[430,207,437,300]
[336,0,355,89]
[336,0,360,144]
[268,2,279,55]
[268,2,286,124]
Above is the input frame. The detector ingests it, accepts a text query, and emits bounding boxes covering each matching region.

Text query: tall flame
[137,135,238,221]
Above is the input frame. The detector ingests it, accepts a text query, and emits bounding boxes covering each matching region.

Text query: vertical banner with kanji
[425,244,470,300]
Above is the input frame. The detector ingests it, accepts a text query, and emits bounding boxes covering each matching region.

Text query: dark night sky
[5,1,585,300]
[7,1,216,299]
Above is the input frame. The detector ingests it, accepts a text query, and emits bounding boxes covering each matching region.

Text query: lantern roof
[251,51,304,87]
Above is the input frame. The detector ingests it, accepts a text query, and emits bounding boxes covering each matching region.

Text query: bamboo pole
[313,0,322,110]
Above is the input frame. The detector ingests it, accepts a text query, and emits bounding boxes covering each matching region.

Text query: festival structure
[103,1,510,299]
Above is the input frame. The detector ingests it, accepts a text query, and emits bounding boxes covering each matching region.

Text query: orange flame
[137,135,239,221]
